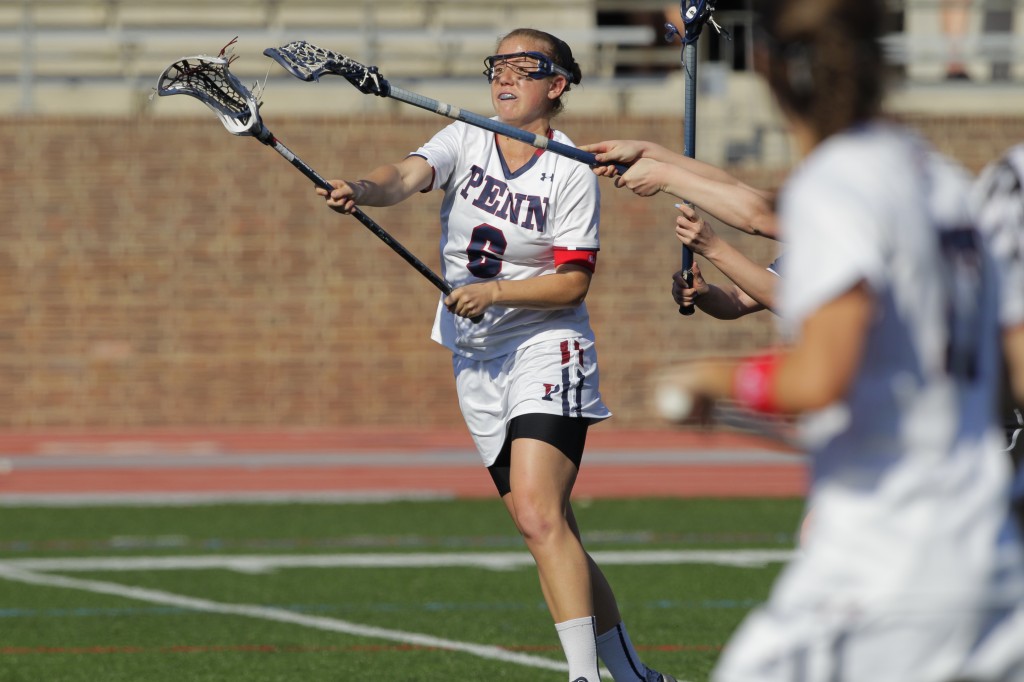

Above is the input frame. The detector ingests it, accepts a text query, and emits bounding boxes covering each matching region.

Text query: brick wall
[2,114,1020,431]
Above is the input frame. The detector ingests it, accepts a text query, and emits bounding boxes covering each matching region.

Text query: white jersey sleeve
[778,132,898,327]
[546,155,601,250]
[413,121,464,192]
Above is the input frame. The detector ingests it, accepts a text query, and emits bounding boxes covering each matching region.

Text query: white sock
[597,621,649,681]
[555,616,601,682]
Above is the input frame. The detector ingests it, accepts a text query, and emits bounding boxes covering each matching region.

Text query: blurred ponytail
[757,0,886,142]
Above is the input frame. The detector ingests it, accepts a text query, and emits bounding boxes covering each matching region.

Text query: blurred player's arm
[662,282,872,414]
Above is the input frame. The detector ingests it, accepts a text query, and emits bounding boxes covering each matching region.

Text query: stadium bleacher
[1,0,1021,167]
[5,0,1022,102]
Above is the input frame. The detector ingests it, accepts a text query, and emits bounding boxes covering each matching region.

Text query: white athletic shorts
[453,336,611,467]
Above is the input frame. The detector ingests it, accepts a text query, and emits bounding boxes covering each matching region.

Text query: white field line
[0,564,572,675]
[0,550,757,681]
[0,549,795,573]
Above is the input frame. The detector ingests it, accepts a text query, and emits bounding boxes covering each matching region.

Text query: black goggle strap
[482,51,572,83]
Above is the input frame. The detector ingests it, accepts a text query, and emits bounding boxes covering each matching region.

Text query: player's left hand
[445,282,495,320]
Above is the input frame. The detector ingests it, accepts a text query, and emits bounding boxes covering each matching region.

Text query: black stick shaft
[259,129,453,296]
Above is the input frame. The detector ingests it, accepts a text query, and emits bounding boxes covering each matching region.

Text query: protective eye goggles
[482,51,572,83]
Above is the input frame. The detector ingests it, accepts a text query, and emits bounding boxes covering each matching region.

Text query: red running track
[0,428,806,500]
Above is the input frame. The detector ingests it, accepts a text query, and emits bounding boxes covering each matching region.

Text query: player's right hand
[318,180,359,214]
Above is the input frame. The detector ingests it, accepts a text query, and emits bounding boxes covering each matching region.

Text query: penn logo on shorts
[541,383,560,401]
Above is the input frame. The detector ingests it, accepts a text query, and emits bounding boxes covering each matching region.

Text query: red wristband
[733,353,781,413]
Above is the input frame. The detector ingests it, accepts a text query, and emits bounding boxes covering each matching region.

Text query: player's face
[489,38,566,128]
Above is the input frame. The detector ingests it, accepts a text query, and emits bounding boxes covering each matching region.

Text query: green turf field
[0,498,804,681]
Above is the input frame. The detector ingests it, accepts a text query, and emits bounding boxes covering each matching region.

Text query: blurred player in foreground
[657,0,1024,680]
[974,143,1024,529]
[580,140,781,319]
[316,28,674,682]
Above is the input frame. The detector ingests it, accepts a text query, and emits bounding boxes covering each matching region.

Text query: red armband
[733,353,781,413]
[554,247,597,272]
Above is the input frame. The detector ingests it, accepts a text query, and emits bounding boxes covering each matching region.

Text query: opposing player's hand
[444,282,495,320]
[317,180,360,214]
[672,262,708,308]
[580,139,646,177]
[612,158,665,197]
[673,203,721,256]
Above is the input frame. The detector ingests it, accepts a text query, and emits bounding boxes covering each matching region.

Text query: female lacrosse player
[657,0,1024,680]
[317,28,674,682]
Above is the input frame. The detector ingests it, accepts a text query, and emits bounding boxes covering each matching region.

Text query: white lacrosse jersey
[973,143,1024,329]
[411,120,600,360]
[774,121,1024,614]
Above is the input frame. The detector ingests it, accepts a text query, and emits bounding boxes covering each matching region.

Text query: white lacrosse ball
[656,383,695,422]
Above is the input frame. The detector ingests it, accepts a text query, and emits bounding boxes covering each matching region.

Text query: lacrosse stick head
[264,41,390,96]
[157,52,265,137]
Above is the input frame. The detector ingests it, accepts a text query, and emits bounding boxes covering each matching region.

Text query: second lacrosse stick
[263,41,628,175]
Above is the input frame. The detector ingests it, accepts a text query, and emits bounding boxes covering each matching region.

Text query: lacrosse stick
[263,41,628,175]
[656,383,797,448]
[666,1,727,317]
[156,40,481,323]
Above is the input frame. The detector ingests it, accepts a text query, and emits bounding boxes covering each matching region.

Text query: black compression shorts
[487,413,589,497]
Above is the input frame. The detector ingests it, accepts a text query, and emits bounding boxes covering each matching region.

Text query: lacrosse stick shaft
[255,128,454,297]
[710,401,796,448]
[386,84,628,175]
[678,42,697,317]
[156,50,477,320]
